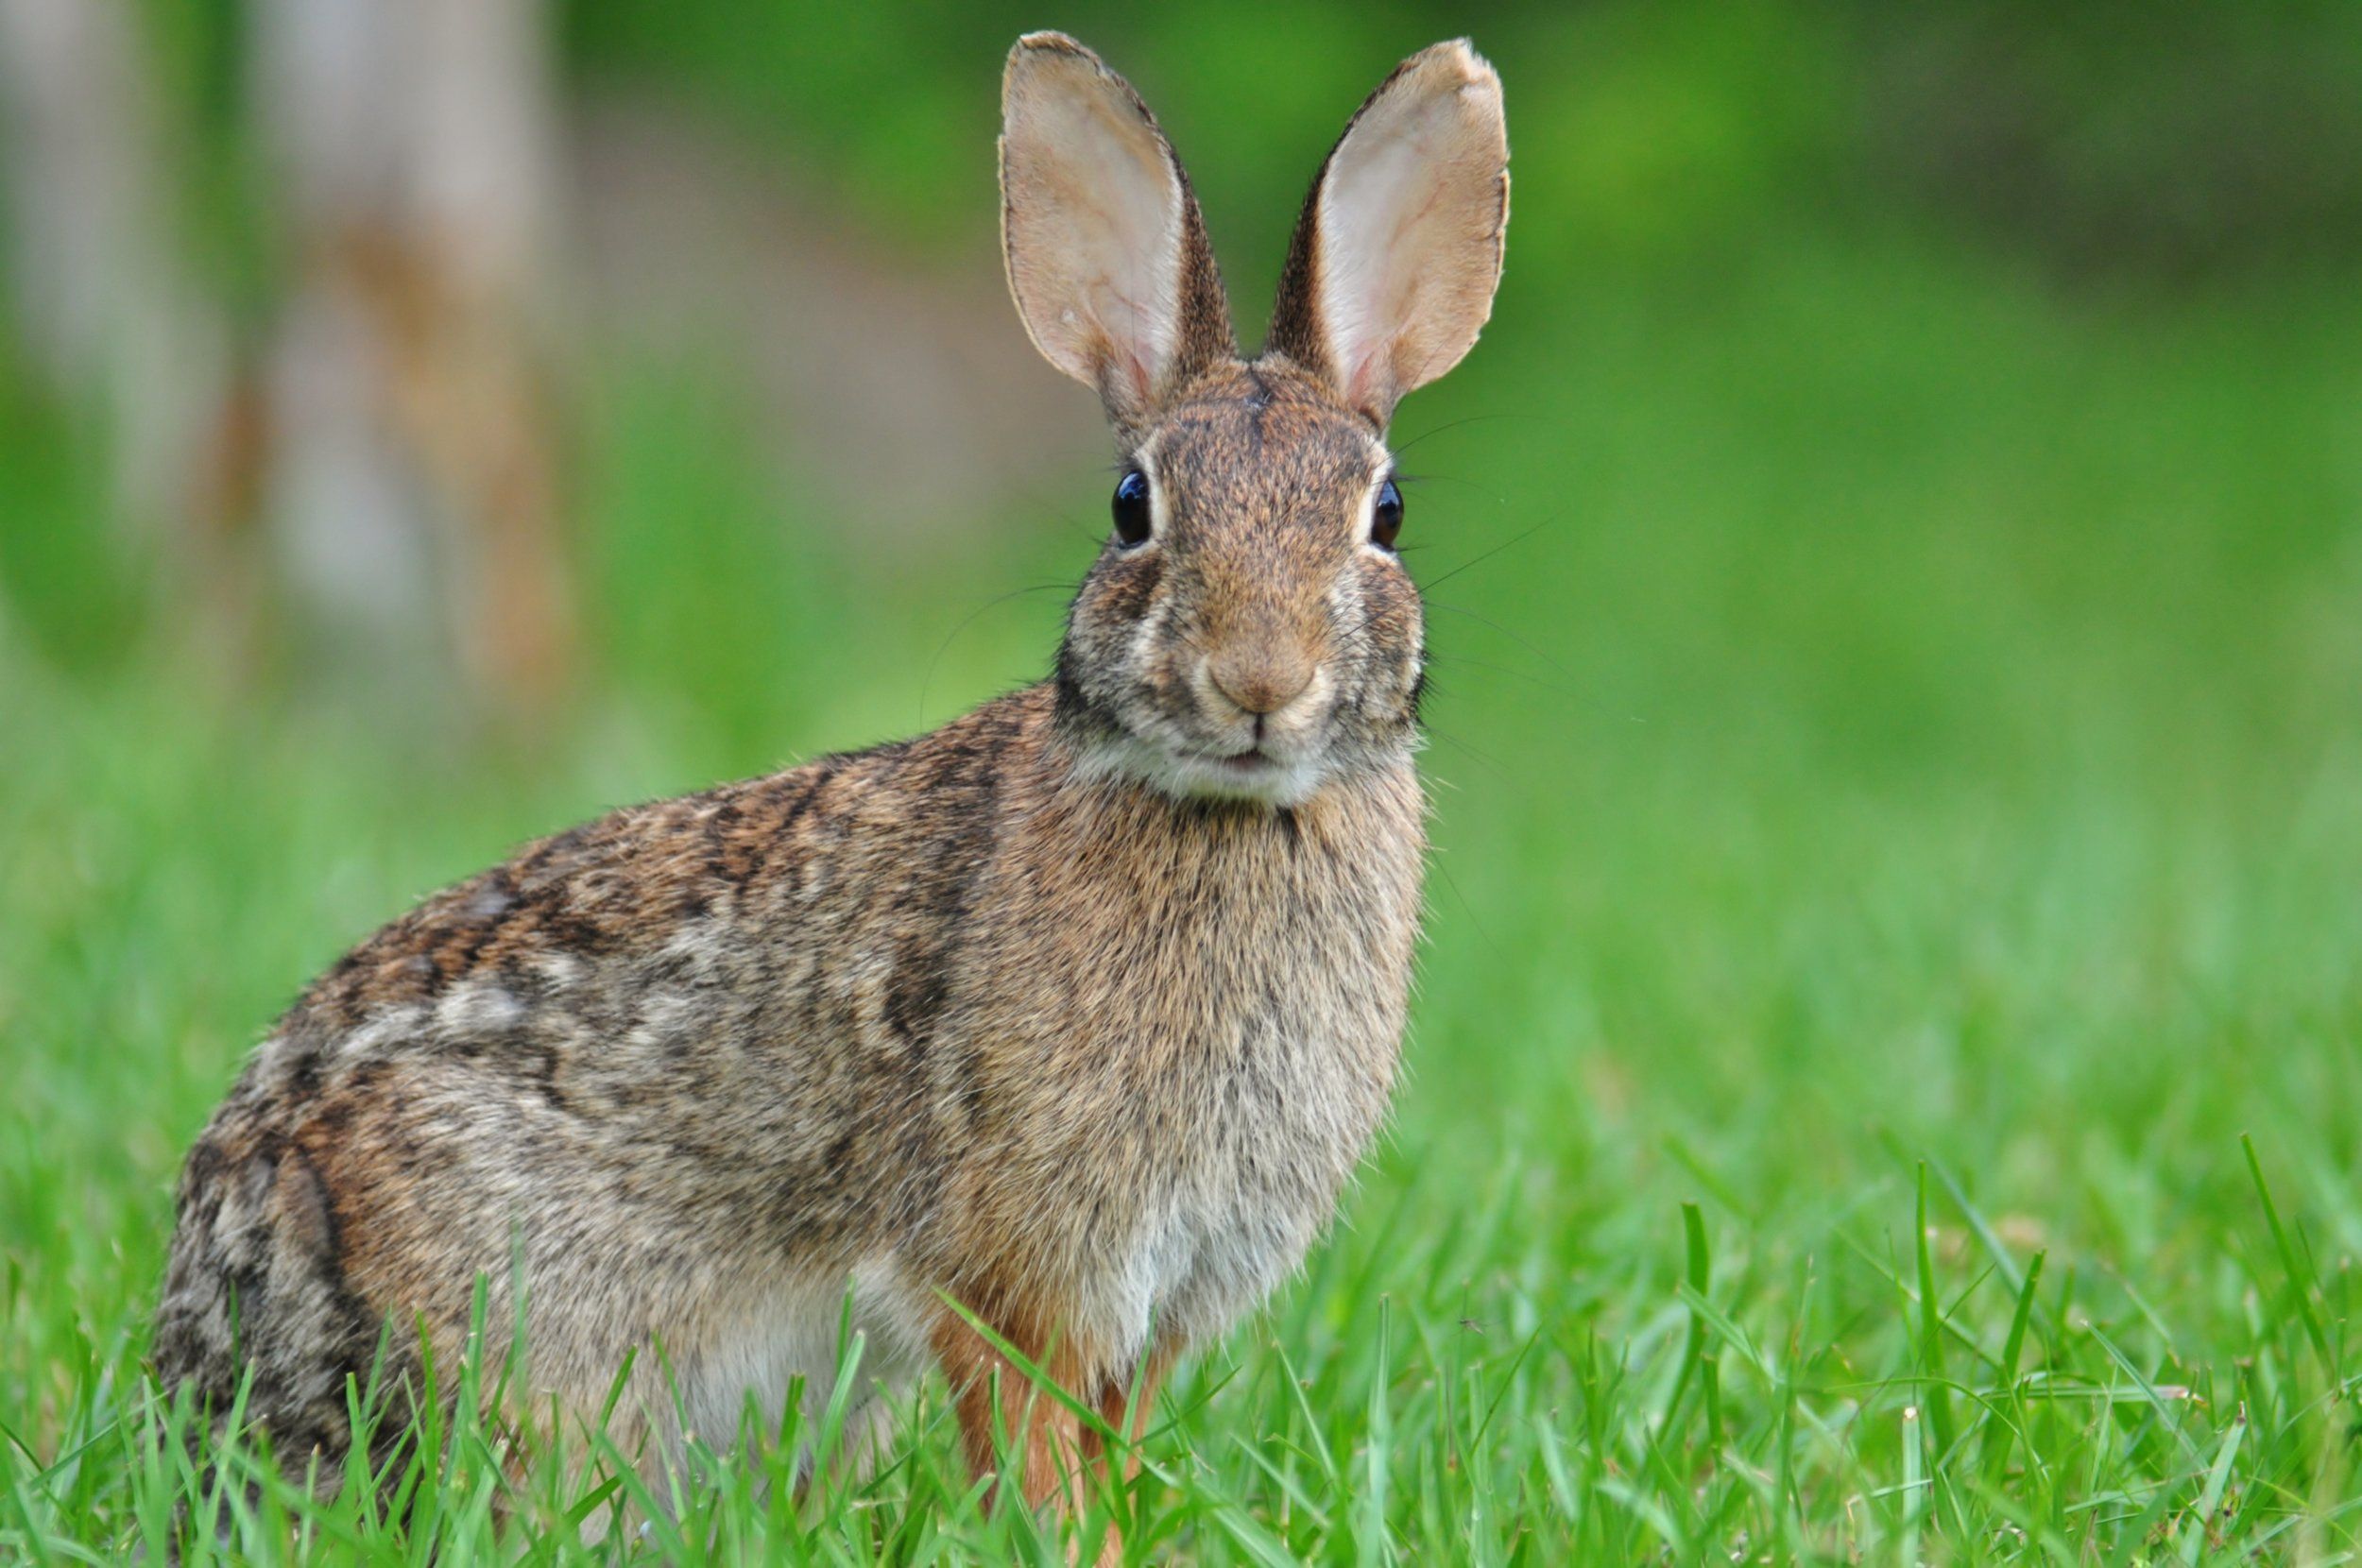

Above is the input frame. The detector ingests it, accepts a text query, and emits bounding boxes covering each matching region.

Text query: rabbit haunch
[155,28,1504,1543]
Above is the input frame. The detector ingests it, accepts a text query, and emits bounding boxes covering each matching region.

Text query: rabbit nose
[1209,648,1316,717]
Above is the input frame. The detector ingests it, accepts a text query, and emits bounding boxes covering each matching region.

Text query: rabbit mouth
[1191,739,1299,778]
[1069,726,1330,807]
[1163,739,1326,803]
[1065,691,1345,804]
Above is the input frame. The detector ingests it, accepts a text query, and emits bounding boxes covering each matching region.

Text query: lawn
[5,215,2362,1560]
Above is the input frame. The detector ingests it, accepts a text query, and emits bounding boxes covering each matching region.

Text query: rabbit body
[155,681,1419,1474]
[156,28,1504,1537]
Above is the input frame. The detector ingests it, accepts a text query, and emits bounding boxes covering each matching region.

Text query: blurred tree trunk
[251,0,574,716]
[0,0,223,551]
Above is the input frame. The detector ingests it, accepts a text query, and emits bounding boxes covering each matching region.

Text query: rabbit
[151,28,1507,1549]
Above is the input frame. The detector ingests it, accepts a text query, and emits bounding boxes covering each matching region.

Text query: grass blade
[2240,1133,2336,1388]
[2176,1413,2245,1567]
[1978,1248,2046,1488]
[1915,1164,1959,1463]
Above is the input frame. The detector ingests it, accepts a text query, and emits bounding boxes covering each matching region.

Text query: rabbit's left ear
[1001,32,1234,434]
[1266,42,1509,428]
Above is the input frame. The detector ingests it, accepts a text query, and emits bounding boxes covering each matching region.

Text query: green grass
[6,218,2362,1561]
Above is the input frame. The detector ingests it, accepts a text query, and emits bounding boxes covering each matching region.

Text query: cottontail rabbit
[154,29,1507,1543]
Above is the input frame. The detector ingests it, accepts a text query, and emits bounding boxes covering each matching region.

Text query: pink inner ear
[1119,339,1156,409]
[1002,48,1190,414]
[1309,47,1506,421]
[1321,130,1461,413]
[1344,336,1398,417]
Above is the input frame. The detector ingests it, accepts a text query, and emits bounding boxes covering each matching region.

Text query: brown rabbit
[153,29,1508,1546]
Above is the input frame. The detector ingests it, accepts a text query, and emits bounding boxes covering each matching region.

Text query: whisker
[1415,515,1561,595]
[1388,410,1552,459]
[920,584,1074,724]
[1425,601,1572,680]
[1419,719,1511,783]
[1395,471,1509,501]
[1003,475,1118,554]
[1423,650,1581,703]
[1427,848,1503,963]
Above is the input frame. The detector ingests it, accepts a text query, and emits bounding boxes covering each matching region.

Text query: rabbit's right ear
[1265,42,1509,429]
[1001,33,1234,435]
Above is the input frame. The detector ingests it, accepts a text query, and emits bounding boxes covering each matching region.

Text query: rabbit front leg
[930,1305,1142,1563]
[1085,1341,1172,1481]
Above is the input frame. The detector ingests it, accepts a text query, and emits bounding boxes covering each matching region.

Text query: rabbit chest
[951,767,1427,1355]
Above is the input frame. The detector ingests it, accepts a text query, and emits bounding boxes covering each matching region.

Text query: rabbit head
[1002,33,1508,807]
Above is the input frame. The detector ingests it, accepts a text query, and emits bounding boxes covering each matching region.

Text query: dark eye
[1111,469,1152,547]
[1370,476,1404,551]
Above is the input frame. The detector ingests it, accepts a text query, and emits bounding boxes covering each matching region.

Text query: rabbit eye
[1370,477,1404,551]
[1111,469,1152,548]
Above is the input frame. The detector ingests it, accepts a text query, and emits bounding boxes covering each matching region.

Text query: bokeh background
[6,1,2362,1554]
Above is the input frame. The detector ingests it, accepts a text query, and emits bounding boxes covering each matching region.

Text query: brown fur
[153,30,1506,1557]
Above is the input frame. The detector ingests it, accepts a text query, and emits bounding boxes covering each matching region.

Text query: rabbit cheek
[1344,558,1423,724]
[1062,555,1163,705]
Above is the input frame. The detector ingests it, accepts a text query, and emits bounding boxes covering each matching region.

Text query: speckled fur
[154,30,1504,1544]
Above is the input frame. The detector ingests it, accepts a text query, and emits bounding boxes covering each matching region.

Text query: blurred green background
[7,1,2362,1557]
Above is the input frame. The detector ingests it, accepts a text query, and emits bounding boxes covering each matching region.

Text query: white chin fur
[1073,732,1330,809]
